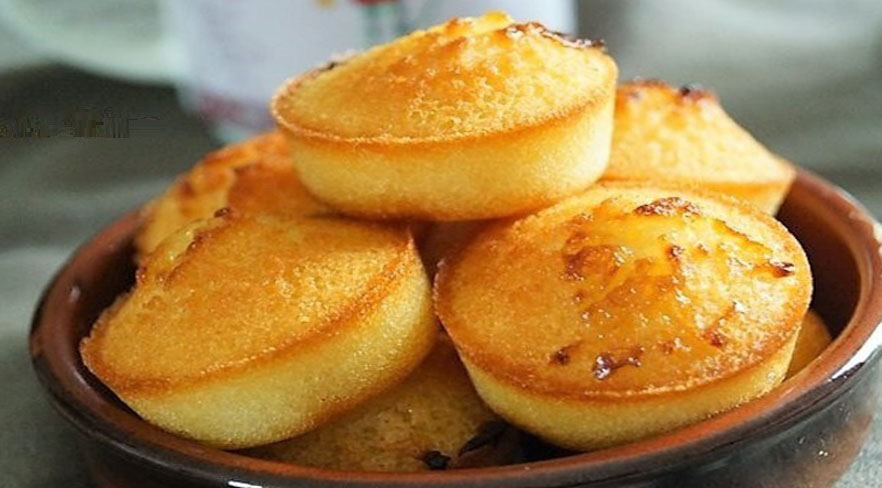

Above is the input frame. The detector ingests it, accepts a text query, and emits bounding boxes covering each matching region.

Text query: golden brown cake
[435,182,812,450]
[82,213,436,449]
[786,310,833,378]
[273,12,617,220]
[603,81,796,214]
[248,336,517,472]
[135,132,327,261]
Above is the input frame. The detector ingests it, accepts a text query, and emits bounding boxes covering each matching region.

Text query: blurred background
[0,1,879,486]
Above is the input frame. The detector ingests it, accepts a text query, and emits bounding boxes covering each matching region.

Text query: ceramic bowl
[31,170,882,488]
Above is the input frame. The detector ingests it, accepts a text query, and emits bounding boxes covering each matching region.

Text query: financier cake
[787,310,833,378]
[82,212,436,448]
[272,12,617,220]
[604,81,796,214]
[248,336,518,472]
[435,182,812,450]
[135,131,327,261]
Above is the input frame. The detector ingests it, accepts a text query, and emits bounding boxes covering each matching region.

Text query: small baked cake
[604,81,796,214]
[248,336,518,472]
[435,182,811,450]
[273,12,617,220]
[82,213,436,448]
[135,132,327,261]
[786,310,833,378]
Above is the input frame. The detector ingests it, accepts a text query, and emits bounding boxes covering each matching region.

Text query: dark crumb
[502,22,541,39]
[733,300,746,314]
[561,248,589,282]
[319,60,341,72]
[551,349,570,365]
[668,245,685,261]
[550,344,578,365]
[705,327,727,348]
[589,38,606,49]
[593,347,644,380]
[678,83,715,102]
[593,354,615,380]
[545,29,605,49]
[501,22,604,50]
[458,421,509,456]
[659,337,688,355]
[562,246,623,283]
[567,212,593,226]
[421,450,451,470]
[634,197,702,217]
[769,260,796,277]
[678,83,703,96]
[186,232,208,253]
[659,340,676,355]
[213,207,232,218]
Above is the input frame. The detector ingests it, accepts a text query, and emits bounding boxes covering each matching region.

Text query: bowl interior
[31,170,882,486]
[778,190,857,336]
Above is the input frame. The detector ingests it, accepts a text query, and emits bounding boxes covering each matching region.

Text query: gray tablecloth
[1,67,879,487]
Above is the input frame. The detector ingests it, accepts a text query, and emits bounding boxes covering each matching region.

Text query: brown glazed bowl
[31,170,882,488]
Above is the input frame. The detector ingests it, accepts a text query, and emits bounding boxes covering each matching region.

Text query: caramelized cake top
[436,182,811,398]
[135,132,326,258]
[84,213,415,393]
[273,12,616,142]
[606,80,794,185]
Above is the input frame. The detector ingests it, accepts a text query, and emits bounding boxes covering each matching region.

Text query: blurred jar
[0,0,574,141]
[162,0,575,141]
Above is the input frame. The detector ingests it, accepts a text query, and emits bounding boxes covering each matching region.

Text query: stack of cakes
[80,11,826,472]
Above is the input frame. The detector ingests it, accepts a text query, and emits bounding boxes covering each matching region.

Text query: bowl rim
[30,169,882,487]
